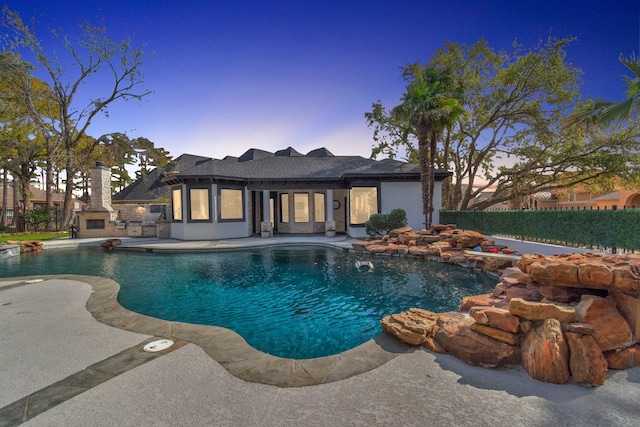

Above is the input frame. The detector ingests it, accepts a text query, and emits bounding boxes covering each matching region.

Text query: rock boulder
[575,295,633,352]
[604,345,640,369]
[508,298,577,323]
[434,313,520,368]
[565,332,608,386]
[469,306,520,333]
[380,308,444,352]
[521,319,570,384]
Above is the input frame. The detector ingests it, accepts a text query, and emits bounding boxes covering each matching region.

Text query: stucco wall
[381,181,423,230]
[170,221,250,240]
[348,181,442,237]
[168,180,442,240]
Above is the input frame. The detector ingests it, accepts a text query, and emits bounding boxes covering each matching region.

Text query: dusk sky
[6,0,640,162]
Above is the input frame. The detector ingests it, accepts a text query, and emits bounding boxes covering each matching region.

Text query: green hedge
[440,209,640,250]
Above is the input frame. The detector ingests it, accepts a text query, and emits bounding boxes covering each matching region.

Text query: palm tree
[567,54,640,127]
[394,65,465,226]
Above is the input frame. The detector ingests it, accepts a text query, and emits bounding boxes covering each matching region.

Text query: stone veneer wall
[76,211,128,239]
[114,204,145,222]
[89,165,113,211]
[353,225,640,386]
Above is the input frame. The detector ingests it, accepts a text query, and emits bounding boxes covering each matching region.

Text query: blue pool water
[1,245,497,359]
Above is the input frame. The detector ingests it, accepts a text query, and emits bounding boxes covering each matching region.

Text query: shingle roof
[169,153,425,181]
[114,148,452,202]
[595,191,620,201]
[274,147,303,157]
[112,154,210,202]
[306,147,334,157]
[532,191,557,202]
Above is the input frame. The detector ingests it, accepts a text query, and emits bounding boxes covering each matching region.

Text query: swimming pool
[1,245,496,359]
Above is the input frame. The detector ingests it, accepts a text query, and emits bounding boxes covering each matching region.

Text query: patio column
[325,189,335,237]
[326,189,334,222]
[261,190,271,237]
[262,190,270,224]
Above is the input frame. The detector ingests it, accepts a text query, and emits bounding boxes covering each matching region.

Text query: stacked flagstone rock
[100,238,122,251]
[5,240,44,253]
[351,225,516,274]
[381,251,640,386]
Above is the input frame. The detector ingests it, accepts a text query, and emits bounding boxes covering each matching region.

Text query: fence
[0,207,63,233]
[440,208,640,252]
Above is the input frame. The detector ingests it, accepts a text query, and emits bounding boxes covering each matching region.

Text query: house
[468,183,640,212]
[0,182,77,229]
[532,185,640,211]
[112,147,451,240]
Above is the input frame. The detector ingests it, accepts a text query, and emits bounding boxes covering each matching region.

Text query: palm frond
[598,97,635,125]
[564,100,615,127]
[620,54,640,79]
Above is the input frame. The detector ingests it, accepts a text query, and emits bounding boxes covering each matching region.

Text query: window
[220,188,244,220]
[314,193,325,222]
[172,188,182,221]
[189,188,210,221]
[294,193,309,222]
[281,193,289,222]
[350,187,378,224]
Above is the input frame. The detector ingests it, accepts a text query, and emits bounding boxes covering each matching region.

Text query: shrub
[22,207,55,232]
[365,208,407,237]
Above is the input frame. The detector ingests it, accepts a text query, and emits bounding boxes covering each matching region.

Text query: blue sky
[6,0,640,161]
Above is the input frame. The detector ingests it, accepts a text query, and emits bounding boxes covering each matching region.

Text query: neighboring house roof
[531,191,557,202]
[114,147,452,202]
[0,183,67,208]
[595,191,620,201]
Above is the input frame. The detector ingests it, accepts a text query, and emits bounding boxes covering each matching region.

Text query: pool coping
[3,236,415,387]
[1,274,412,387]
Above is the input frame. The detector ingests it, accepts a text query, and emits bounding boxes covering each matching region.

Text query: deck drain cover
[143,339,174,352]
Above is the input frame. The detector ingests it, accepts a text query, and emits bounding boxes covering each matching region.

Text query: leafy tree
[1,6,152,229]
[130,137,172,178]
[0,51,60,207]
[566,54,640,127]
[367,37,640,211]
[0,60,46,226]
[0,120,45,215]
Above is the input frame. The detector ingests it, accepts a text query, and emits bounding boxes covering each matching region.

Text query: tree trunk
[18,174,30,220]
[418,131,431,226]
[12,174,21,231]
[61,149,75,231]
[1,169,7,228]
[45,153,55,208]
[427,129,437,226]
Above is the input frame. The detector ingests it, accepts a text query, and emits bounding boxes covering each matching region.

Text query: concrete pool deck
[1,236,639,425]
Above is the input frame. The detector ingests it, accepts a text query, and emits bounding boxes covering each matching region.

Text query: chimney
[89,162,114,211]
